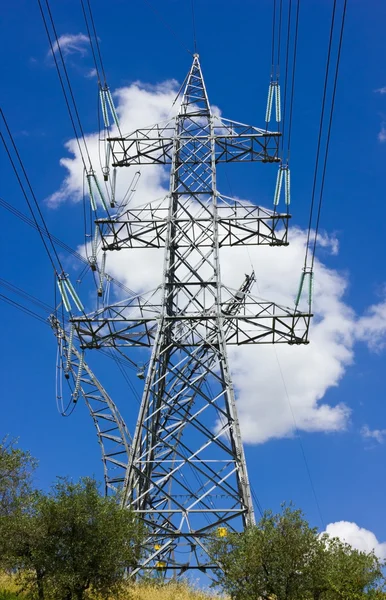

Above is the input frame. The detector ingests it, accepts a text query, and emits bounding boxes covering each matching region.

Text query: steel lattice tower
[62,55,310,575]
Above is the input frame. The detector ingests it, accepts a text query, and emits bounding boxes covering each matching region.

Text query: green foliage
[0,437,37,517]
[2,477,144,600]
[0,437,37,572]
[0,592,23,600]
[209,505,385,600]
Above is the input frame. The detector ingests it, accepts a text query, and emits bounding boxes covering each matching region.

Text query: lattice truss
[55,55,311,575]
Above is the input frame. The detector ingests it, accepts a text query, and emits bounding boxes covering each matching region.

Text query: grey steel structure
[51,316,131,495]
[62,55,310,574]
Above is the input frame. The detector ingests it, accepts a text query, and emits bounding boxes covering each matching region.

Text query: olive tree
[210,505,385,600]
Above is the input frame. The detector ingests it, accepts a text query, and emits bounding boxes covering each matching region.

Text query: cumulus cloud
[361,425,386,444]
[49,33,89,58]
[325,521,386,559]
[47,76,386,444]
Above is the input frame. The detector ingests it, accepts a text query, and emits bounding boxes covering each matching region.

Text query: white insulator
[104,275,111,306]
[102,143,111,182]
[98,252,106,297]
[111,168,117,207]
[57,279,71,313]
[86,172,97,211]
[72,352,84,403]
[90,226,98,271]
[63,277,84,312]
[92,172,108,212]
[99,88,110,128]
[284,168,291,205]
[265,83,274,123]
[106,88,120,128]
[65,324,75,372]
[275,83,281,123]
[308,271,314,308]
[273,167,284,206]
[295,271,305,308]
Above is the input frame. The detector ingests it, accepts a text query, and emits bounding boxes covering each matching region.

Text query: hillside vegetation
[0,573,221,600]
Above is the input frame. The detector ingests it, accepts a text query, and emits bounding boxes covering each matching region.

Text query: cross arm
[97,199,289,250]
[107,117,281,167]
[71,301,310,348]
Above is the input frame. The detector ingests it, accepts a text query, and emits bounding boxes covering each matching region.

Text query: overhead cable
[310,0,347,272]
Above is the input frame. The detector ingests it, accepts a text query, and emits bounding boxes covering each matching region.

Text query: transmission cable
[0,112,64,275]
[286,0,300,160]
[0,195,138,299]
[37,1,90,172]
[276,0,283,77]
[0,282,143,394]
[0,293,48,326]
[273,347,324,528]
[280,0,292,156]
[37,0,93,171]
[303,0,338,269]
[85,0,108,86]
[0,278,53,314]
[310,0,347,272]
[271,0,277,78]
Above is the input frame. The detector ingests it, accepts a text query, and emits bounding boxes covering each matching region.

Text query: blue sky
[2,0,386,555]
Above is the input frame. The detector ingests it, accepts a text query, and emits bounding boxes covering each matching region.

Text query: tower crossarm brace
[72,296,310,349]
[108,117,280,167]
[50,316,131,494]
[97,197,289,250]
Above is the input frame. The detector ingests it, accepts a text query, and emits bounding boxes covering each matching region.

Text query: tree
[321,536,384,600]
[0,437,36,516]
[209,505,385,600]
[0,437,37,570]
[3,477,143,600]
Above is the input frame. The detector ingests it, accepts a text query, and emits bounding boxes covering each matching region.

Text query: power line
[80,0,102,86]
[0,278,53,314]
[303,0,337,269]
[37,0,93,171]
[0,196,87,265]
[271,0,277,76]
[276,0,283,75]
[273,347,325,529]
[0,292,48,325]
[0,112,64,275]
[0,280,141,385]
[0,195,138,299]
[280,0,292,156]
[310,0,347,271]
[286,0,300,158]
[86,0,108,85]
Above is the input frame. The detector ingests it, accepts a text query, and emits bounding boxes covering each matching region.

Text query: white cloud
[375,86,386,94]
[47,77,386,444]
[85,68,97,79]
[49,33,89,58]
[378,122,386,143]
[361,425,386,444]
[325,521,386,559]
[356,299,386,351]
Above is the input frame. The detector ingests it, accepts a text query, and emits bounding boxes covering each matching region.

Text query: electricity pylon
[69,55,310,575]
